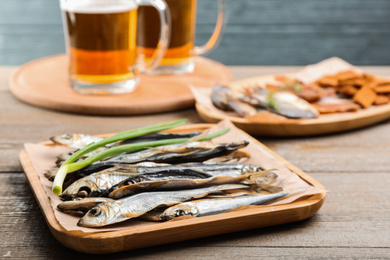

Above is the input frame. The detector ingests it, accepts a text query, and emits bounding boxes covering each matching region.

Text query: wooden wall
[1,0,390,65]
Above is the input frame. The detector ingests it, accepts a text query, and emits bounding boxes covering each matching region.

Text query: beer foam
[60,0,137,13]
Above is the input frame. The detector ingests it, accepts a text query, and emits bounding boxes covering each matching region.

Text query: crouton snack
[314,70,390,110]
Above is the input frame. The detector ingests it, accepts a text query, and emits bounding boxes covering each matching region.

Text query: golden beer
[137,0,197,67]
[63,4,138,84]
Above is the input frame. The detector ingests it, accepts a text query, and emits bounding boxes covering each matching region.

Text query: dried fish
[60,166,142,200]
[108,170,278,199]
[211,84,319,119]
[211,85,258,116]
[203,150,250,164]
[50,134,103,149]
[118,132,201,145]
[143,191,287,221]
[250,86,319,119]
[65,141,250,179]
[61,166,214,200]
[53,132,202,165]
[107,141,249,164]
[78,184,247,227]
[46,161,262,191]
[57,197,114,216]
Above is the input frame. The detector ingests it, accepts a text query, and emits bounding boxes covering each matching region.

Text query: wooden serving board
[19,124,325,254]
[9,55,232,115]
[196,75,390,136]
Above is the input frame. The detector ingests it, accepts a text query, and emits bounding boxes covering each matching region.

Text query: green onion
[62,119,188,166]
[53,119,187,195]
[293,83,303,92]
[66,128,228,173]
[268,91,278,111]
[52,127,229,195]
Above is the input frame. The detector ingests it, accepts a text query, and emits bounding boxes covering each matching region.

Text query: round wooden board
[196,74,390,137]
[9,55,232,115]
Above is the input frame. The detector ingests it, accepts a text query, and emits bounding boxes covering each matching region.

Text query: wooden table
[1,65,390,258]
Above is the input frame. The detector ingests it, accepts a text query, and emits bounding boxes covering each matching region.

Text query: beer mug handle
[194,0,225,56]
[136,0,170,71]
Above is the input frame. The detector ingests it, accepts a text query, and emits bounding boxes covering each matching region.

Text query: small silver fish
[108,170,278,199]
[211,85,258,116]
[250,86,319,119]
[57,197,114,215]
[78,184,247,227]
[60,166,141,200]
[203,150,250,164]
[62,167,215,200]
[212,84,319,119]
[51,132,202,150]
[46,162,264,194]
[106,141,249,164]
[148,191,288,221]
[50,134,103,149]
[228,99,258,117]
[118,132,201,145]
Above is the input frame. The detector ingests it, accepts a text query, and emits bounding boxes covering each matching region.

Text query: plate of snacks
[20,120,325,253]
[193,57,390,136]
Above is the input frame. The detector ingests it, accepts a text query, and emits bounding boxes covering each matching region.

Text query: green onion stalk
[53,119,186,195]
[52,124,229,195]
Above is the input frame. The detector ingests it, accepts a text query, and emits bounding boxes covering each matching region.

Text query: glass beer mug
[60,0,170,95]
[137,0,225,75]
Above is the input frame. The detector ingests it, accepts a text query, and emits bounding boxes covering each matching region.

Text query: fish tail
[244,169,279,184]
[240,169,284,194]
[253,184,284,194]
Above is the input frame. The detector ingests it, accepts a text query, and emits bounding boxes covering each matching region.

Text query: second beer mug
[137,0,225,75]
[60,0,170,95]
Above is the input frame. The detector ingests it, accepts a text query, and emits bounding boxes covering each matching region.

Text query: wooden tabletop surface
[1,65,390,259]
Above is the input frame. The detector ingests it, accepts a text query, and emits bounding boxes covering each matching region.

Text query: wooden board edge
[195,103,390,137]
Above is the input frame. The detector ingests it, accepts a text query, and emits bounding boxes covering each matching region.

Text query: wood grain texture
[1,66,390,257]
[1,0,390,65]
[0,172,389,258]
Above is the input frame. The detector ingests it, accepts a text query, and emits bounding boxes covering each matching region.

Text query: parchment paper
[295,57,362,84]
[24,120,325,233]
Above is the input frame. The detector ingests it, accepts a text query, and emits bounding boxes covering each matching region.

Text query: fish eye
[175,210,186,217]
[89,208,101,216]
[124,179,137,186]
[77,187,91,197]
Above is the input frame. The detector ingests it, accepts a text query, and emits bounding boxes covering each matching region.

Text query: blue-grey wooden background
[1,0,390,66]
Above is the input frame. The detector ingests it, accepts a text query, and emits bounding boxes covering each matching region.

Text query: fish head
[272,92,319,119]
[57,198,114,215]
[241,165,264,175]
[78,201,124,227]
[162,203,199,220]
[248,170,279,185]
[60,180,99,200]
[50,134,103,149]
[50,134,76,146]
[211,84,231,110]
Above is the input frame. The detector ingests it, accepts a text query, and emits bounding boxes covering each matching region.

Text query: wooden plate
[9,55,232,115]
[195,74,390,137]
[19,124,326,254]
